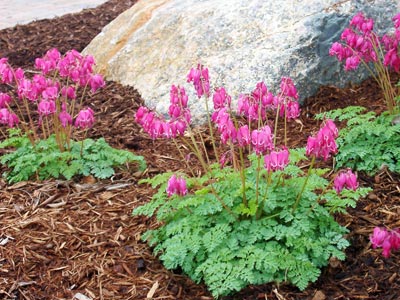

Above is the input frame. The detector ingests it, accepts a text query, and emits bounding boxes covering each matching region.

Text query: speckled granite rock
[84,0,398,123]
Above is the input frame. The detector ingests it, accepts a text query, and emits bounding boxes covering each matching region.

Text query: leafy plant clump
[0,129,146,183]
[133,63,371,297]
[134,149,369,297]
[316,106,400,174]
[0,48,146,182]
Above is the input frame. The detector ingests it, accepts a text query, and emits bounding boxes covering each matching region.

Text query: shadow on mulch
[0,1,399,299]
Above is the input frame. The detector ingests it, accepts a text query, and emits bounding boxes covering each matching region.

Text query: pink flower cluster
[0,48,103,131]
[0,91,19,128]
[210,77,299,149]
[333,169,358,194]
[382,13,400,72]
[0,108,19,128]
[306,119,338,161]
[35,48,105,92]
[251,126,274,155]
[136,66,297,173]
[330,12,400,72]
[370,227,400,258]
[75,108,95,129]
[187,64,210,98]
[236,78,300,122]
[166,174,188,197]
[264,147,290,172]
[135,85,190,139]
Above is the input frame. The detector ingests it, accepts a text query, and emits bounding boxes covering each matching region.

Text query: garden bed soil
[0,1,399,299]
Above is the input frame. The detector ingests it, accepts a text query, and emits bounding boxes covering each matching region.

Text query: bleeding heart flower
[75,107,95,129]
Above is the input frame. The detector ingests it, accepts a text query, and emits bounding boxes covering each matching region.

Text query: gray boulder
[84,0,398,123]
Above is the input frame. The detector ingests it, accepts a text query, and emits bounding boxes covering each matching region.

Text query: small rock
[392,115,400,125]
[367,193,378,200]
[136,258,146,271]
[312,290,326,300]
[73,293,92,300]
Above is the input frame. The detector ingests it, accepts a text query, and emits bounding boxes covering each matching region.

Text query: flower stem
[204,95,220,162]
[292,156,315,212]
[238,147,248,207]
[255,154,262,211]
[256,170,271,219]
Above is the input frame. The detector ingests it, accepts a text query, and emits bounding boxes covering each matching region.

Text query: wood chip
[146,281,159,299]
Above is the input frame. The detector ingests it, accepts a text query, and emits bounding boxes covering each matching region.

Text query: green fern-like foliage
[316,107,400,174]
[0,131,146,183]
[133,148,370,298]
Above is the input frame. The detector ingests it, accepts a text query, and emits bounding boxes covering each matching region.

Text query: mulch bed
[0,1,399,299]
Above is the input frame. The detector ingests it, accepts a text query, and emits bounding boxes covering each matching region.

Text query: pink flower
[35,48,61,74]
[280,77,298,99]
[149,118,164,139]
[219,151,232,169]
[333,169,358,194]
[329,42,352,61]
[245,103,257,121]
[0,58,13,84]
[75,107,95,129]
[237,125,250,147]
[306,119,338,161]
[264,147,290,172]
[252,81,268,102]
[168,104,182,119]
[213,87,231,110]
[38,100,56,116]
[141,111,156,132]
[61,86,77,100]
[59,111,72,128]
[42,86,59,101]
[219,119,237,144]
[345,56,361,71]
[389,229,400,251]
[166,174,188,197]
[17,78,39,101]
[32,75,47,92]
[349,12,373,34]
[370,227,389,249]
[252,81,273,110]
[251,125,274,155]
[324,119,339,139]
[57,103,72,128]
[393,13,400,28]
[369,227,400,258]
[0,93,12,108]
[212,107,229,125]
[237,94,250,116]
[89,74,105,93]
[14,68,25,82]
[384,48,400,72]
[170,85,188,108]
[187,64,210,98]
[173,120,187,137]
[382,239,393,258]
[0,108,19,128]
[286,101,300,119]
[82,55,95,74]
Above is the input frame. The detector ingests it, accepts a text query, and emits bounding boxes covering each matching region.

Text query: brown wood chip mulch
[0,1,399,299]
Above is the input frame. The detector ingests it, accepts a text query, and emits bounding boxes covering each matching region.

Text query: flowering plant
[329,12,400,114]
[323,12,400,175]
[133,65,370,297]
[0,49,145,182]
[0,48,103,148]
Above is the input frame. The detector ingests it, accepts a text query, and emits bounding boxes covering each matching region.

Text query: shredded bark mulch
[0,1,399,299]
